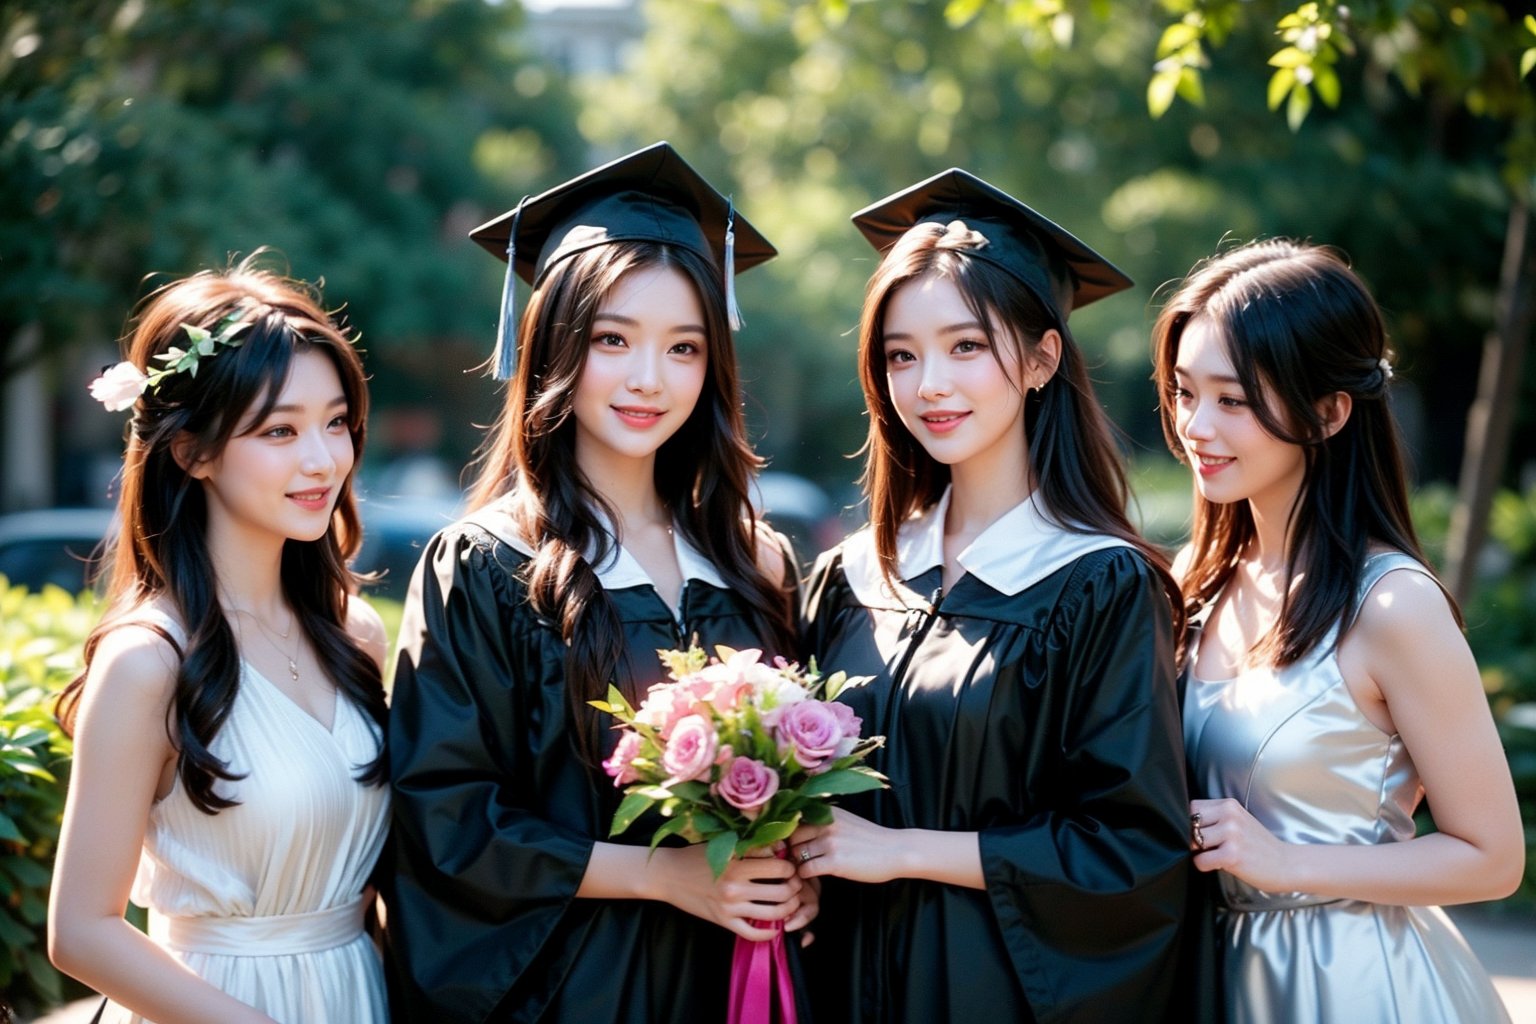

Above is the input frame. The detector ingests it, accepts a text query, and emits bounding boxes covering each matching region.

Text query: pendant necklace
[242,608,300,683]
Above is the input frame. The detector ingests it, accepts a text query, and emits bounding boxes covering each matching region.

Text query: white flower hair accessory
[88,314,252,412]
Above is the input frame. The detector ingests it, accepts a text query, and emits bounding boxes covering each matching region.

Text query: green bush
[1462,486,1536,907]
[0,579,96,1017]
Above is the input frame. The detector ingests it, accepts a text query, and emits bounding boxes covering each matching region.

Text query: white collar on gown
[463,494,727,593]
[841,486,1131,610]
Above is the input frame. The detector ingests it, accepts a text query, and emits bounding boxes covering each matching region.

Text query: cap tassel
[725,198,743,331]
[491,198,528,381]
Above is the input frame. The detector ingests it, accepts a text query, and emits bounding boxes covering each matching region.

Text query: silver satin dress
[1183,552,1510,1024]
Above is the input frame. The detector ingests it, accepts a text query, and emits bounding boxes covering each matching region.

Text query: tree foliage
[580,0,1522,490]
[0,0,586,381]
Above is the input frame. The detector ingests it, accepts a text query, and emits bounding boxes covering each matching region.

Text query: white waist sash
[155,897,366,956]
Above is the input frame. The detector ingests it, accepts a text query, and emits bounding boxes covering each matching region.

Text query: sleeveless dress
[1182,552,1510,1023]
[101,610,390,1024]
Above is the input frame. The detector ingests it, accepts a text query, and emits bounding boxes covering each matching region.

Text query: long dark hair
[59,255,386,813]
[469,241,798,760]
[1152,238,1446,666]
[858,220,1182,625]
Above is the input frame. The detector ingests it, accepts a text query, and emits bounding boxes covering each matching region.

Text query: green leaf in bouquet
[587,700,616,713]
[742,816,799,849]
[797,802,835,826]
[610,792,659,836]
[602,684,636,718]
[800,767,888,798]
[706,829,739,879]
[667,780,709,802]
[825,672,875,700]
[690,809,728,833]
[630,785,675,801]
[648,815,693,852]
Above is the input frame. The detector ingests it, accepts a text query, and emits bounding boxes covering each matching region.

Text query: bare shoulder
[1351,564,1471,702]
[81,618,181,722]
[1355,565,1458,644]
[751,520,795,588]
[345,595,389,671]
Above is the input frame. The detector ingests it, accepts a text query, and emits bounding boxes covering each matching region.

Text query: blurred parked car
[751,471,846,569]
[0,499,455,603]
[352,498,460,601]
[0,508,114,594]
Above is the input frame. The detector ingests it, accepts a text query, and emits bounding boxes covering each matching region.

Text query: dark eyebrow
[268,395,349,414]
[593,312,706,334]
[1173,365,1242,385]
[883,321,987,342]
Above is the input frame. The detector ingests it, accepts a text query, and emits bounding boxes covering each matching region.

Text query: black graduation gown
[386,504,790,1024]
[799,508,1192,1024]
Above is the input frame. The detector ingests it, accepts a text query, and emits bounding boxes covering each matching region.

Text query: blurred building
[522,0,640,77]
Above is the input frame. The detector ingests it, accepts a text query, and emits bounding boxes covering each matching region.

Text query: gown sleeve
[386,524,595,1024]
[978,549,1192,1022]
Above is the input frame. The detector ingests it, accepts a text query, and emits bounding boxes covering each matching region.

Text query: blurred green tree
[938,0,1536,601]
[578,0,1519,526]
[1,0,586,491]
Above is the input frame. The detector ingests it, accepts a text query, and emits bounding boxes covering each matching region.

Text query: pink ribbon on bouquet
[726,850,799,1024]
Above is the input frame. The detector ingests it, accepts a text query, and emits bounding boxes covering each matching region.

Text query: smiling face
[1171,316,1308,515]
[190,348,356,548]
[571,262,710,480]
[880,272,1033,482]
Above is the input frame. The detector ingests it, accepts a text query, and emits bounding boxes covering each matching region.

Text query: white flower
[88,361,148,411]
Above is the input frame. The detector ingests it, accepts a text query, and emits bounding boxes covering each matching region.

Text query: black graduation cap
[469,142,776,379]
[850,167,1132,328]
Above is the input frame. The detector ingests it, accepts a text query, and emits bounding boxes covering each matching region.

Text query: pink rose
[661,714,719,784]
[635,685,696,740]
[708,676,755,711]
[774,700,845,773]
[88,361,148,411]
[602,731,644,786]
[827,701,863,758]
[713,756,780,818]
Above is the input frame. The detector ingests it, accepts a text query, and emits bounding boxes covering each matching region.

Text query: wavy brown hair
[858,221,1182,625]
[1152,238,1444,667]
[469,241,798,760]
[59,255,386,813]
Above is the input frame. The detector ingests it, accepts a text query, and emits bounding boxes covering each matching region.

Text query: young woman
[49,258,390,1023]
[789,169,1194,1023]
[386,143,809,1024]
[1159,239,1522,1022]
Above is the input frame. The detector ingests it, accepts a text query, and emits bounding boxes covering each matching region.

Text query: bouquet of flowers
[591,645,885,878]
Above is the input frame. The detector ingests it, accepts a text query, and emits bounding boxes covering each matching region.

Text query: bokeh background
[3,0,1535,1016]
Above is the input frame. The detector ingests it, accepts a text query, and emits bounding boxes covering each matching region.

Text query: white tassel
[725,198,743,331]
[491,199,527,381]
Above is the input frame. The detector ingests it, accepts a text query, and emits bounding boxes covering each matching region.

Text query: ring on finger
[798,846,813,863]
[1190,811,1206,851]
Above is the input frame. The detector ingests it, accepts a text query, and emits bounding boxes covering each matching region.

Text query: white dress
[101,612,390,1024]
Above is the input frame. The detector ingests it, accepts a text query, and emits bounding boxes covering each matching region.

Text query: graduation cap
[469,142,776,379]
[850,168,1132,328]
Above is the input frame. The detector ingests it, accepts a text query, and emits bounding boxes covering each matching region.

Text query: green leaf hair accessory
[147,315,252,387]
[88,313,252,411]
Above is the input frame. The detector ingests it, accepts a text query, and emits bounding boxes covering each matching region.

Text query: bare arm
[1193,569,1524,904]
[47,625,277,1024]
[789,809,985,889]
[346,595,390,674]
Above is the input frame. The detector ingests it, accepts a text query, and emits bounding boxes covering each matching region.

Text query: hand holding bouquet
[591,645,885,878]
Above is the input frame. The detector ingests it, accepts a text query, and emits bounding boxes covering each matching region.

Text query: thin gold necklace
[238,608,300,683]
